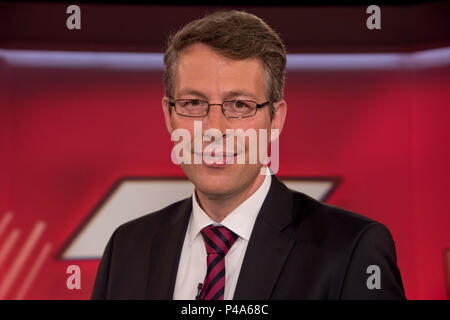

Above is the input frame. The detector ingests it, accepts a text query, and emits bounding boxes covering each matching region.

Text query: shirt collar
[188,167,272,246]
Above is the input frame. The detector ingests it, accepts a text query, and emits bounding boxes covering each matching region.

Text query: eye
[180,99,204,108]
[184,99,200,107]
[234,100,249,109]
[191,99,202,106]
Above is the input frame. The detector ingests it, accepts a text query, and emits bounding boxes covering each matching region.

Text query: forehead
[174,43,266,98]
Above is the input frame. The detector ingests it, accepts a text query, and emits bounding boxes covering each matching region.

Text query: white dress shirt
[173,169,272,300]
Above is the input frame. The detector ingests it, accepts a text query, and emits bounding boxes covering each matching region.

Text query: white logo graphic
[171,121,279,175]
[366,264,381,289]
[61,178,337,260]
[66,265,81,290]
[66,5,81,30]
[366,5,381,30]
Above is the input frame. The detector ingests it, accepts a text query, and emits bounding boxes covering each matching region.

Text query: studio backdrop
[0,2,449,300]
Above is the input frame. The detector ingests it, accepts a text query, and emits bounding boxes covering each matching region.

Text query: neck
[195,172,266,222]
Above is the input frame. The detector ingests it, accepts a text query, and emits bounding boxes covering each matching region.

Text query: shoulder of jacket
[113,197,191,239]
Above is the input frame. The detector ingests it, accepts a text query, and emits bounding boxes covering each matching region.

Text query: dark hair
[163,10,287,117]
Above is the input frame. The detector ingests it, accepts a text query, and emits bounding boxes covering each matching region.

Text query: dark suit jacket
[92,176,405,299]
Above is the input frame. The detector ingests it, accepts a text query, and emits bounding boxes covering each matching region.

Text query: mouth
[193,151,239,167]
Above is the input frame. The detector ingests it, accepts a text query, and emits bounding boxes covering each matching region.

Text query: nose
[203,104,227,135]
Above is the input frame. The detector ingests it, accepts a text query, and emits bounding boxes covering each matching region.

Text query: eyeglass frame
[168,98,272,119]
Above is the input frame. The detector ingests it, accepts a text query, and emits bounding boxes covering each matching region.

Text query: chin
[181,163,260,198]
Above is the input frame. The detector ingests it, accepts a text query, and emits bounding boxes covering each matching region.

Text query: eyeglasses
[168,99,271,119]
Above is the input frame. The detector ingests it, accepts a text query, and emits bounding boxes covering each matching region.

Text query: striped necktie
[197,225,239,300]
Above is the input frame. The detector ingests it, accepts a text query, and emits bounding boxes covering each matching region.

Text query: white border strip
[0,50,163,70]
[0,47,449,70]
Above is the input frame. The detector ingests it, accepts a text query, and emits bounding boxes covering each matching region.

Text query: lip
[193,152,238,167]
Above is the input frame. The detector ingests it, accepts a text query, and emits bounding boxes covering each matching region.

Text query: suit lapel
[143,176,296,300]
[145,199,191,299]
[233,176,295,299]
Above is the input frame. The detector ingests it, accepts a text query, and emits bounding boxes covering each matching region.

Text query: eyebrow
[176,89,208,100]
[224,90,258,101]
[176,89,258,101]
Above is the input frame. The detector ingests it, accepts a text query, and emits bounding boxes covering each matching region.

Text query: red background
[0,2,449,300]
[0,63,449,299]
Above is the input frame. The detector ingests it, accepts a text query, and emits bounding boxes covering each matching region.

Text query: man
[92,10,405,300]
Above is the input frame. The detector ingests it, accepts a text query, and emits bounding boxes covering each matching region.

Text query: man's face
[162,43,286,199]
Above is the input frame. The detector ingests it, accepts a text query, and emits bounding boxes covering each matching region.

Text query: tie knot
[201,225,238,255]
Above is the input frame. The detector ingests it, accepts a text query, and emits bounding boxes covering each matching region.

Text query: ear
[270,99,287,139]
[162,96,174,134]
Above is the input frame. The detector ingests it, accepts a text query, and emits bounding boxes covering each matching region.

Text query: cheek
[240,118,272,139]
[170,117,198,141]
